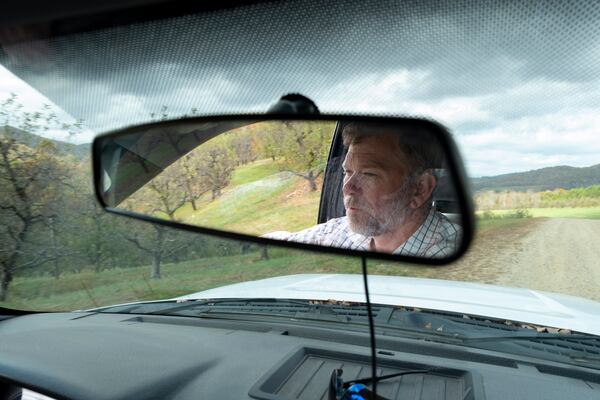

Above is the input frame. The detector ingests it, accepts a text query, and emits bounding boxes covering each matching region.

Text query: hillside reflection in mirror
[97,118,465,259]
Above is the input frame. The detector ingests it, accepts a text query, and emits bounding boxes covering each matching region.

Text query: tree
[0,138,72,300]
[75,192,114,273]
[198,145,235,201]
[180,154,211,211]
[231,134,256,166]
[278,121,331,191]
[122,224,168,279]
[120,165,195,279]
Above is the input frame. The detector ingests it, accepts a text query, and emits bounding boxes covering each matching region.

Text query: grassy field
[1,244,445,312]
[1,249,400,311]
[229,159,281,186]
[175,159,321,235]
[8,158,600,312]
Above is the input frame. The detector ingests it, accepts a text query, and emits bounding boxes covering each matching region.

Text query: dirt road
[414,218,600,301]
[491,218,600,301]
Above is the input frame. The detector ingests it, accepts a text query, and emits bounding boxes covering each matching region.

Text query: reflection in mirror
[97,118,466,260]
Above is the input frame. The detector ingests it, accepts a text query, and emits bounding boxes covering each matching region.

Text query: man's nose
[343,174,362,195]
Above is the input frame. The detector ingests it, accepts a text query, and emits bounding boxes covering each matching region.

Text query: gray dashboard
[0,312,599,399]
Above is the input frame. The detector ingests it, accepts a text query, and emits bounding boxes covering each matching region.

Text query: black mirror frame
[92,113,475,266]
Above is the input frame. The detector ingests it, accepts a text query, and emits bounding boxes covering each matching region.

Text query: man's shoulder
[427,210,462,256]
[431,210,461,232]
[394,210,462,258]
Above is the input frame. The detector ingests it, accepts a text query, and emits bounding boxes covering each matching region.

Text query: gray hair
[341,121,445,173]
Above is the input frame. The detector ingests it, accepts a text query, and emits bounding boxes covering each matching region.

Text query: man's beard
[344,176,416,237]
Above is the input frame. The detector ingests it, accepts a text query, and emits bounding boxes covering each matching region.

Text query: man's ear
[409,172,437,209]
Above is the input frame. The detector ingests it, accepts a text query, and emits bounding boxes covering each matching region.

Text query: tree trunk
[49,217,60,279]
[0,268,12,302]
[260,246,269,260]
[151,253,161,279]
[187,181,197,211]
[240,243,251,254]
[307,171,318,192]
[151,226,164,279]
[109,254,117,270]
[94,249,102,273]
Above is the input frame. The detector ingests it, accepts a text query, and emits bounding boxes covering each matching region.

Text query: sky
[1,0,599,177]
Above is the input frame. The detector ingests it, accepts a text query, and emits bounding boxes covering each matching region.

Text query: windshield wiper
[460,332,599,343]
[97,298,371,324]
[460,331,600,369]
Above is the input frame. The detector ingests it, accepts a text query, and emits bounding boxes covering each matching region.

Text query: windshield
[1,0,599,366]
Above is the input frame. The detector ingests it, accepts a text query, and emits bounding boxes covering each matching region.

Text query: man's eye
[363,172,378,177]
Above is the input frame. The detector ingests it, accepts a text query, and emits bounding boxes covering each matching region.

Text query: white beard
[344,176,416,237]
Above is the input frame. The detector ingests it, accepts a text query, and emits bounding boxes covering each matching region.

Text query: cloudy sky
[1,0,598,177]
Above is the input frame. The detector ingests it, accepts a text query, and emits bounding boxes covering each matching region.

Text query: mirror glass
[95,117,470,261]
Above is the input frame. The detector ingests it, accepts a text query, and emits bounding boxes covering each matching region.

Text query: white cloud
[3,63,599,176]
[318,68,490,125]
[456,109,600,176]
[317,70,600,176]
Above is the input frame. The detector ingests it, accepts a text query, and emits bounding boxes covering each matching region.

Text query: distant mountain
[0,125,90,160]
[471,164,600,192]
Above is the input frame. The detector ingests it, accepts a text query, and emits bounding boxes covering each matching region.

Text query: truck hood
[177,274,600,336]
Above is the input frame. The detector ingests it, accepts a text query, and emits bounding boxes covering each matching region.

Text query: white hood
[177,274,600,336]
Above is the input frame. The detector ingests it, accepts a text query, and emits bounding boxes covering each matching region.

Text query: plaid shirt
[274,209,461,258]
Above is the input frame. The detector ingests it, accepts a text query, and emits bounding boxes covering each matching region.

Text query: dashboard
[1,312,599,399]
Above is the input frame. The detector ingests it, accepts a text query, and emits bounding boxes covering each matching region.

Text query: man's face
[342,135,416,237]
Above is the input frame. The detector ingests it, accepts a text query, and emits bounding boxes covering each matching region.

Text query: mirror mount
[267,93,320,115]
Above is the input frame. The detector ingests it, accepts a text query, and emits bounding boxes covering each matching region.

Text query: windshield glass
[0,0,598,359]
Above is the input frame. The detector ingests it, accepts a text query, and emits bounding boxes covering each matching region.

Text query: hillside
[0,125,90,160]
[471,164,600,192]
[2,125,597,193]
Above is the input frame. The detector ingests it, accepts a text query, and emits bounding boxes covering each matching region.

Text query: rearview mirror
[93,115,473,264]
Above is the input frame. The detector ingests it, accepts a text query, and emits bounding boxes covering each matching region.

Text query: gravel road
[491,218,600,301]
[412,218,600,302]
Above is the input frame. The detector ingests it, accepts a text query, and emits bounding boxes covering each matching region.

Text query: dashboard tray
[249,347,481,400]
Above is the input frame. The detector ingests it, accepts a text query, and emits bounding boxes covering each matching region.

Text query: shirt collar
[393,208,436,254]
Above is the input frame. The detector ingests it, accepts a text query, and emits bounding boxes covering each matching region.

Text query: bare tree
[278,121,331,191]
[0,137,71,299]
[198,146,235,201]
[180,154,211,211]
[231,135,256,166]
[120,166,194,279]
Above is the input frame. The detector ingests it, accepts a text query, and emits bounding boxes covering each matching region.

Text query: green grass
[175,159,322,235]
[476,218,526,231]
[527,207,600,219]
[230,159,281,186]
[479,207,600,220]
[0,250,368,312]
[0,245,431,312]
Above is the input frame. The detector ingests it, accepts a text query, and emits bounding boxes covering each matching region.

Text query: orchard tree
[120,164,195,279]
[0,138,72,299]
[278,121,332,191]
[198,145,235,200]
